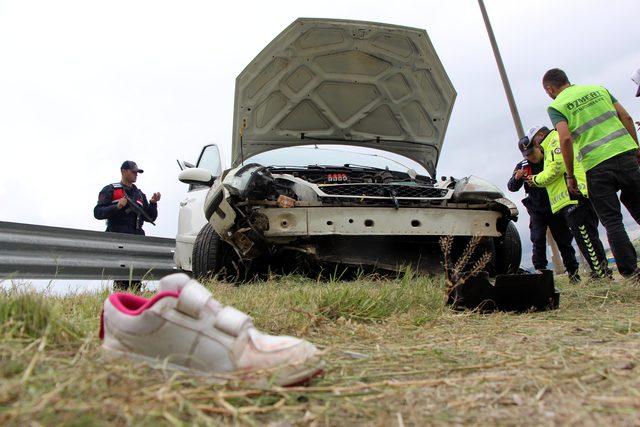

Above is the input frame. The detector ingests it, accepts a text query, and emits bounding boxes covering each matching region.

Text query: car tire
[192,223,223,279]
[494,221,521,274]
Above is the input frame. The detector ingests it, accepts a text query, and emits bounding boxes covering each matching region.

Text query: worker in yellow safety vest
[522,125,610,279]
[508,139,579,280]
[542,68,640,278]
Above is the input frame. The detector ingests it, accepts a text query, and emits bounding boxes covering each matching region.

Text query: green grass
[1,274,640,426]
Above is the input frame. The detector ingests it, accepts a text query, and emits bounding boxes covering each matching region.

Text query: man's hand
[566,176,580,195]
[116,197,128,209]
[525,175,535,186]
[150,192,161,203]
[514,169,525,180]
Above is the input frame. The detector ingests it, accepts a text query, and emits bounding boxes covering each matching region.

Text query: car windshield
[244,145,430,176]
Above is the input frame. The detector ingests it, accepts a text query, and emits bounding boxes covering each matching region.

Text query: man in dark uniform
[94,161,160,290]
[508,139,580,281]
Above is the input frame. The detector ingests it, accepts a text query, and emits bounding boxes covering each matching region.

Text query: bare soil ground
[1,274,639,426]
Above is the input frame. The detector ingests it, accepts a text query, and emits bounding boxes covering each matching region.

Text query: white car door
[175,144,222,271]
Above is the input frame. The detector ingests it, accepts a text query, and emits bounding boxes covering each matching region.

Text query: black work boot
[605,268,614,280]
[624,268,640,284]
[589,270,613,281]
[568,270,581,284]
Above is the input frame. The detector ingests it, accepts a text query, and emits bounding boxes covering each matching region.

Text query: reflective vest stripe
[571,110,616,138]
[534,130,583,213]
[577,128,629,162]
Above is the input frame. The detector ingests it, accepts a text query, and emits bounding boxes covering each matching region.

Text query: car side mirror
[178,168,215,186]
[176,159,195,171]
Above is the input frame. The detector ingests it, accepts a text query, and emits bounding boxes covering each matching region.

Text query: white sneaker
[100,273,324,386]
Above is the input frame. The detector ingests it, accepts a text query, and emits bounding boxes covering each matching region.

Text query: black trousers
[529,210,579,273]
[105,230,143,291]
[586,150,640,277]
[560,198,609,278]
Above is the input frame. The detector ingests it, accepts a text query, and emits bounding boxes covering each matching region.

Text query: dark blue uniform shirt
[507,160,552,216]
[93,183,158,235]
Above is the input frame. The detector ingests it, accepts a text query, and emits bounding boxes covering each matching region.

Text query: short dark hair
[542,68,570,87]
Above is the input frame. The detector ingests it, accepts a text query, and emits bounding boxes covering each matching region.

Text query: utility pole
[478,0,562,273]
[477,0,524,138]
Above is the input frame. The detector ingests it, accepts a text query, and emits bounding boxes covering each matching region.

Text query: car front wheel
[493,221,522,274]
[192,223,224,279]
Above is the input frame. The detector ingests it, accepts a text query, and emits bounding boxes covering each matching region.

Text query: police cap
[518,137,534,156]
[120,160,144,173]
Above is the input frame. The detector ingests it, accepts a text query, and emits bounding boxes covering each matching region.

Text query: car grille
[317,184,450,199]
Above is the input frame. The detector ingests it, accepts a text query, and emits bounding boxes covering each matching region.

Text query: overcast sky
[1,0,639,270]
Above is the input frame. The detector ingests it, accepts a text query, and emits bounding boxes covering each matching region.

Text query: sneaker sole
[101,345,325,387]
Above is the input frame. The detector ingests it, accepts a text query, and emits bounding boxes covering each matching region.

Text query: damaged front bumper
[205,168,514,240]
[256,207,501,237]
[203,165,520,274]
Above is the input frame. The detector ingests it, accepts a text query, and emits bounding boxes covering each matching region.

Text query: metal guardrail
[0,221,178,280]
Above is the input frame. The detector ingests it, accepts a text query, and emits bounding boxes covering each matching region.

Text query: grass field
[1,274,639,426]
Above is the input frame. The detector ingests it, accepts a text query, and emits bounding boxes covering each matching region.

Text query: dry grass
[440,235,492,302]
[1,274,640,426]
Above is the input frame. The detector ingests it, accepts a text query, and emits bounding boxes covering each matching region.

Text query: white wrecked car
[176,18,521,279]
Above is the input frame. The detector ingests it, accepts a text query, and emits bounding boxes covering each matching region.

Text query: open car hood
[231,18,456,177]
